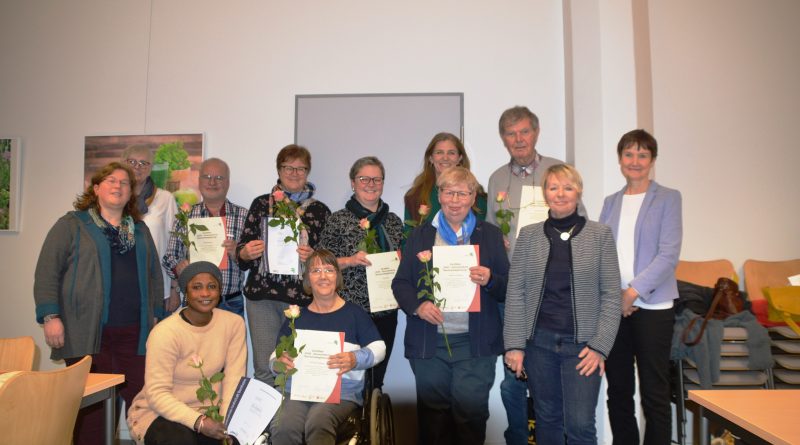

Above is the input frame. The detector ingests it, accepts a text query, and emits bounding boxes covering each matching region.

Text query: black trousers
[605,307,675,445]
[144,416,229,445]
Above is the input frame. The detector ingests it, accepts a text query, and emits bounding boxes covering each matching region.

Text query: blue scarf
[432,209,476,246]
[274,181,316,203]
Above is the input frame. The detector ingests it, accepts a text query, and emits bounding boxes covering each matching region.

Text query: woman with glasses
[403,132,487,235]
[34,162,164,445]
[237,144,331,386]
[392,166,509,445]
[268,249,385,445]
[121,145,179,311]
[318,156,403,390]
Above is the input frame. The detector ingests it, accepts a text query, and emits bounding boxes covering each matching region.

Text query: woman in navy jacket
[392,167,508,445]
[600,129,682,445]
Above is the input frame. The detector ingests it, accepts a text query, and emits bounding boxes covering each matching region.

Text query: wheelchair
[254,378,395,445]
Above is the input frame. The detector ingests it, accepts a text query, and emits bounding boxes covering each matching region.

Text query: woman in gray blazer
[504,164,620,444]
[600,129,682,445]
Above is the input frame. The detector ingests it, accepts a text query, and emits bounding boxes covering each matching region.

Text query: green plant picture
[0,138,20,231]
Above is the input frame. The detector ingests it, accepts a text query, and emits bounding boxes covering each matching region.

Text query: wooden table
[82,373,125,445]
[688,389,800,445]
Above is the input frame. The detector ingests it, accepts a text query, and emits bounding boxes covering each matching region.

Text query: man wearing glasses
[163,158,248,315]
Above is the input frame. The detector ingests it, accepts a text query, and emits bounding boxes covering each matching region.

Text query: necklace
[553,224,576,241]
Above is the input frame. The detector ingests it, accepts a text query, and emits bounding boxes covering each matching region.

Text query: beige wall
[649,0,800,271]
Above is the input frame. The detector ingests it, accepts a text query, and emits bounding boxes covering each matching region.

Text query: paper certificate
[516,185,549,238]
[224,377,282,445]
[291,329,344,403]
[432,245,480,312]
[188,216,228,269]
[366,251,401,312]
[266,217,300,275]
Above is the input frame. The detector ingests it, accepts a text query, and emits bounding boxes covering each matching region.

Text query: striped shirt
[503,220,621,357]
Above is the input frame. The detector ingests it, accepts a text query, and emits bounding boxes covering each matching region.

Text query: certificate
[188,216,228,269]
[224,377,282,445]
[516,185,549,238]
[291,329,344,403]
[432,245,480,312]
[266,217,300,275]
[366,251,401,312]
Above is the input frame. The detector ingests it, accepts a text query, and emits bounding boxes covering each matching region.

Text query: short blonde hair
[436,166,479,193]
[541,164,583,198]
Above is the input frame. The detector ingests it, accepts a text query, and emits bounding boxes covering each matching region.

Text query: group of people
[33,104,682,445]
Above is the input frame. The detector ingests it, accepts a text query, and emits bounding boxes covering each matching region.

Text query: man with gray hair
[163,157,248,315]
[488,105,572,445]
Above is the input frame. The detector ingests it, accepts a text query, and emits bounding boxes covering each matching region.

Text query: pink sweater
[127,309,247,443]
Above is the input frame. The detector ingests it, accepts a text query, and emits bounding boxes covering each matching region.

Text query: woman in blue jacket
[600,129,682,445]
[392,167,508,445]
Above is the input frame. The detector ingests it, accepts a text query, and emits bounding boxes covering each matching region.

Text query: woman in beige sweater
[128,262,247,444]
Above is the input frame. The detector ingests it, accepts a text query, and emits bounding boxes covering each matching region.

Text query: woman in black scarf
[319,156,403,389]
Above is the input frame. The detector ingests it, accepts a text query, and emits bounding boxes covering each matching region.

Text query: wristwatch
[43,314,60,323]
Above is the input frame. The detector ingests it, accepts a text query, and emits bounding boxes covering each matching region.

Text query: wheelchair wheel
[369,388,395,445]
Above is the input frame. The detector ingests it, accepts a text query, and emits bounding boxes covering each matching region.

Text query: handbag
[681,277,744,346]
[763,286,800,335]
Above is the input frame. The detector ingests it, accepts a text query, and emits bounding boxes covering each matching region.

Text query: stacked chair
[672,260,773,445]
[743,259,800,388]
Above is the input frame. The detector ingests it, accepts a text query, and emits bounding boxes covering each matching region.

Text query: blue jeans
[499,303,530,445]
[409,333,496,445]
[525,327,601,445]
[218,294,244,316]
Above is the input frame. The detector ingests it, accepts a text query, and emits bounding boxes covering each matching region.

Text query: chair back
[0,355,91,443]
[675,259,737,287]
[743,258,800,326]
[0,336,35,371]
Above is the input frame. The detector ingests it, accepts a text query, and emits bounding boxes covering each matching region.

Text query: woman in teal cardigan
[403,132,487,236]
[34,161,164,445]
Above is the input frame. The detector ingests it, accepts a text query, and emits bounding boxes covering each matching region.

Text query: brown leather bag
[681,277,744,346]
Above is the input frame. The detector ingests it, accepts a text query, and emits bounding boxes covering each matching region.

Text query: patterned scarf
[274,180,316,203]
[88,207,136,254]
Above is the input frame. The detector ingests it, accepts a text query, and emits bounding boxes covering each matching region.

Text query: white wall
[0,1,566,443]
[2,0,799,443]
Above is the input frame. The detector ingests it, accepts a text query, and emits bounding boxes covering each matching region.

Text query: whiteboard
[295,93,463,215]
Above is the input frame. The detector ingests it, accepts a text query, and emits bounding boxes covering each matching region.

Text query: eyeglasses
[280,165,309,175]
[103,177,131,187]
[309,267,336,275]
[355,176,384,185]
[125,159,151,169]
[440,189,474,200]
[199,174,227,182]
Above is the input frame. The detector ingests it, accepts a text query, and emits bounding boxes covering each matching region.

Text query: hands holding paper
[469,265,491,287]
[327,351,356,376]
[276,350,356,376]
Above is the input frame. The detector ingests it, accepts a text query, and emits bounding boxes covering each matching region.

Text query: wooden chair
[0,355,91,443]
[0,336,35,372]
[675,259,738,287]
[743,259,800,388]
